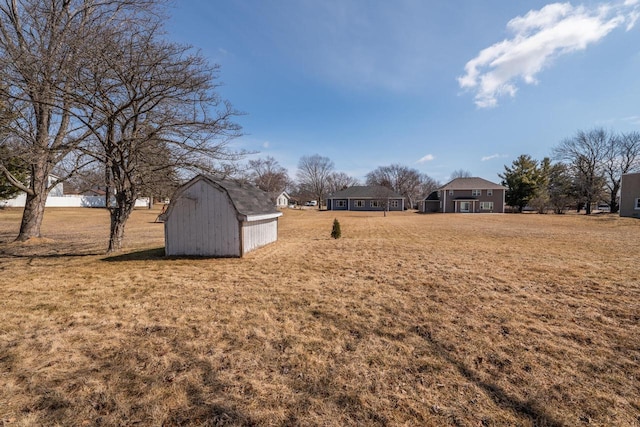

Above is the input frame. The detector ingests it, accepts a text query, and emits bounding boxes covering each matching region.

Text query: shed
[163,175,283,257]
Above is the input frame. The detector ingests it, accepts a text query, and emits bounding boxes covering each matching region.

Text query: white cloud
[459,1,640,108]
[417,154,435,163]
[262,141,270,149]
[622,115,640,124]
[481,153,509,162]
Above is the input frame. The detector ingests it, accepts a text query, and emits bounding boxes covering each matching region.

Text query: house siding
[349,199,368,211]
[443,190,505,213]
[620,173,640,218]
[343,198,403,211]
[330,199,349,210]
[420,179,506,213]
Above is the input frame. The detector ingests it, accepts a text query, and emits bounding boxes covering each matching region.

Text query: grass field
[0,207,639,426]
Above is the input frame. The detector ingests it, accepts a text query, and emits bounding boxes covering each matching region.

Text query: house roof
[439,177,506,190]
[327,185,403,199]
[167,175,282,221]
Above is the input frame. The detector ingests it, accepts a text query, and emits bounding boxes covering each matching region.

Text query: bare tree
[76,21,242,252]
[297,154,334,208]
[418,174,440,200]
[247,156,290,196]
[366,164,429,208]
[602,131,640,213]
[553,129,609,215]
[0,0,151,241]
[326,171,359,195]
[450,169,472,179]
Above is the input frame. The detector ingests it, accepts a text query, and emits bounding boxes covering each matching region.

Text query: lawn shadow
[412,325,565,427]
[101,247,166,262]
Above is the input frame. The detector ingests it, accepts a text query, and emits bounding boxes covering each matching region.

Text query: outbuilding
[163,175,282,257]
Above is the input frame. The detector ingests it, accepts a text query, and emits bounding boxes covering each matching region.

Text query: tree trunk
[17,192,47,241]
[585,200,592,215]
[107,191,136,253]
[609,183,620,214]
[16,167,50,241]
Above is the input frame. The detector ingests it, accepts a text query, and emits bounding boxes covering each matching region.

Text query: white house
[1,174,148,208]
[275,191,291,208]
[162,175,283,257]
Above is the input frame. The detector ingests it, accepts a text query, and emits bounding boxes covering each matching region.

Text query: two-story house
[419,177,506,213]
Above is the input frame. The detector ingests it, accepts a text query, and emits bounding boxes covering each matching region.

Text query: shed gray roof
[213,178,281,217]
[168,175,281,220]
[327,185,403,199]
[439,177,506,190]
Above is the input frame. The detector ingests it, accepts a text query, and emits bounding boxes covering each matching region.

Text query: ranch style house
[419,177,506,213]
[162,175,282,257]
[326,185,405,211]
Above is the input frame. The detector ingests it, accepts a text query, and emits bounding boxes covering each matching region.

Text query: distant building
[326,186,405,211]
[274,191,291,208]
[620,173,640,219]
[419,177,506,213]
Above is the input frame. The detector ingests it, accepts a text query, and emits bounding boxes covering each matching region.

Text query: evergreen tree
[547,163,574,214]
[331,218,341,239]
[499,154,542,213]
[0,147,28,201]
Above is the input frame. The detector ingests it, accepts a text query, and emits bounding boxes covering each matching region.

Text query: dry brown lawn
[0,206,639,426]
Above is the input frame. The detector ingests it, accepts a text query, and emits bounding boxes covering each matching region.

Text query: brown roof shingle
[439,177,506,190]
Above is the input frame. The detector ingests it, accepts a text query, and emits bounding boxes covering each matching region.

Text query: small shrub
[331,218,341,239]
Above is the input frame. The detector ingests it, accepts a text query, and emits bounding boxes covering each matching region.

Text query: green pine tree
[331,218,341,239]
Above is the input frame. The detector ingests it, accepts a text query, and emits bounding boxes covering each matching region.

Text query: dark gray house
[326,186,405,211]
[620,172,640,219]
[419,177,506,213]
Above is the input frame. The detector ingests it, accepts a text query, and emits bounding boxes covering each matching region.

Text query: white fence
[1,193,149,208]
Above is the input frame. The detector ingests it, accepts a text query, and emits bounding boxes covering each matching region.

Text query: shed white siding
[242,218,278,254]
[164,179,241,256]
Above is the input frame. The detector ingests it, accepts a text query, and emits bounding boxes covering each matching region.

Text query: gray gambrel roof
[166,175,281,221]
[327,185,403,199]
[439,177,506,190]
[214,178,281,217]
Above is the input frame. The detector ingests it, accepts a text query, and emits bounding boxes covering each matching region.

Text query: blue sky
[167,0,640,184]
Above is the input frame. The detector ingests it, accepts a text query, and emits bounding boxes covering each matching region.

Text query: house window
[480,202,494,210]
[487,189,493,196]
[355,200,365,207]
[370,200,380,208]
[472,189,481,197]
[390,200,399,208]
[635,198,640,210]
[336,200,346,208]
